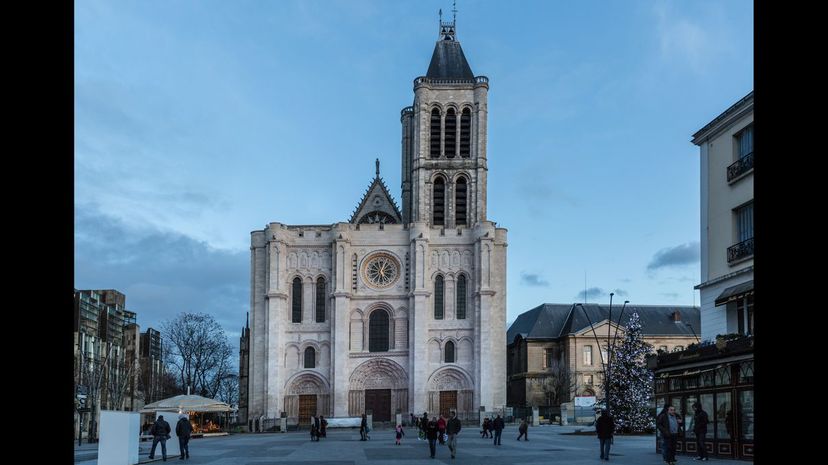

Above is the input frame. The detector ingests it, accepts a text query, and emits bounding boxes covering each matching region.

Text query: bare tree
[77,341,115,442]
[161,313,233,398]
[543,357,576,406]
[106,355,139,411]
[216,373,239,406]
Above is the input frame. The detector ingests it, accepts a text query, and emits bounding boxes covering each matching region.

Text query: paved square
[75,425,746,464]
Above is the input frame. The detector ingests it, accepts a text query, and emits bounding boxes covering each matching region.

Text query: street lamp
[573,303,607,411]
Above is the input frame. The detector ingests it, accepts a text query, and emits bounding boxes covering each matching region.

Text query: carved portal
[348,358,409,417]
[283,372,331,419]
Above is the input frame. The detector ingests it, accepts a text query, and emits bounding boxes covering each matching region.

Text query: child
[395,424,405,445]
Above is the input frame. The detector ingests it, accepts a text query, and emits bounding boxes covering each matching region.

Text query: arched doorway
[348,358,408,421]
[427,367,475,420]
[283,372,330,427]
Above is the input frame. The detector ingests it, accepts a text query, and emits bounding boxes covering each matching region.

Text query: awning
[139,394,233,413]
[715,280,753,306]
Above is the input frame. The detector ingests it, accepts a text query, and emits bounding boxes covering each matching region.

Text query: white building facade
[693,92,754,340]
[246,18,507,425]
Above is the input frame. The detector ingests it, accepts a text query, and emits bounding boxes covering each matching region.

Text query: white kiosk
[98,410,140,465]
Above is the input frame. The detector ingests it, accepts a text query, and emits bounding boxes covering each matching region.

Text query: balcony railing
[727,152,754,182]
[727,237,754,263]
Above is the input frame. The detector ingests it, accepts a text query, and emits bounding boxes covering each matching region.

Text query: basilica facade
[245,18,507,425]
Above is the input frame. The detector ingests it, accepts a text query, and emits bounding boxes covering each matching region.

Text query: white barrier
[98,410,140,465]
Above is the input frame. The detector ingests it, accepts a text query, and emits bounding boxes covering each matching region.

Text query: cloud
[575,287,629,302]
[74,206,248,367]
[647,242,700,270]
[576,287,605,301]
[520,272,550,287]
[652,2,735,75]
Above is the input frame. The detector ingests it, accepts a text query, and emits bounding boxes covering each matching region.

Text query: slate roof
[426,39,474,80]
[507,303,701,346]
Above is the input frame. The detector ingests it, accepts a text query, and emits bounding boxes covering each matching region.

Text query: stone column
[331,235,351,417]
[410,227,430,414]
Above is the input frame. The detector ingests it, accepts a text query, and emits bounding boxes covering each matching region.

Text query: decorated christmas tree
[601,311,655,433]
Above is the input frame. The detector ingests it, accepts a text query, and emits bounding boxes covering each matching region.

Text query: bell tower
[400,10,489,228]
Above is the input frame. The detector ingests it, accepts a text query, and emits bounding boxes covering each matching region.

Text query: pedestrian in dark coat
[426,417,440,458]
[517,418,529,441]
[595,409,615,461]
[491,415,504,445]
[481,417,491,438]
[657,405,682,465]
[359,414,368,441]
[319,415,327,438]
[692,402,710,461]
[148,415,171,461]
[446,411,462,459]
[310,415,320,441]
[175,414,192,460]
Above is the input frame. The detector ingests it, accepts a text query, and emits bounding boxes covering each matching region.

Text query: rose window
[363,254,400,288]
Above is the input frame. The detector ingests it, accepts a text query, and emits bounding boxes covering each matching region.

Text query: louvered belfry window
[460,108,471,157]
[433,177,446,226]
[445,108,457,158]
[292,277,302,323]
[434,275,445,320]
[455,177,467,226]
[430,108,441,158]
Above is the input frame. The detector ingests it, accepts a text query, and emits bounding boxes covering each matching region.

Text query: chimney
[672,310,682,323]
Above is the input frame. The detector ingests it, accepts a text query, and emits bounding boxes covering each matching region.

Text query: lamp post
[573,303,606,412]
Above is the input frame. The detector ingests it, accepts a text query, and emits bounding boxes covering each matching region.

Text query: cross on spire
[439,1,457,40]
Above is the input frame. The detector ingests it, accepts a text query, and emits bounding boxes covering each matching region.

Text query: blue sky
[74,0,753,357]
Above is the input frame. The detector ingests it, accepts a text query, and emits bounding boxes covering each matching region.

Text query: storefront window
[684,395,698,439]
[701,370,715,387]
[669,377,682,391]
[700,393,715,439]
[655,378,667,394]
[685,374,699,389]
[715,392,733,440]
[715,365,731,386]
[738,361,754,384]
[739,390,754,440]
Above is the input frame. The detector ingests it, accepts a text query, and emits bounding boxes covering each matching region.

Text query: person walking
[481,417,490,438]
[517,418,529,441]
[437,414,447,445]
[175,414,192,460]
[419,412,429,441]
[320,415,328,439]
[446,411,462,460]
[148,415,171,461]
[657,405,683,465]
[359,414,368,441]
[426,417,440,458]
[692,402,709,461]
[310,415,320,441]
[595,409,615,461]
[410,413,416,427]
[395,423,405,445]
[491,414,504,446]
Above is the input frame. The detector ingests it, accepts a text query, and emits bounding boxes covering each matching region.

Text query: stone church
[244,16,507,426]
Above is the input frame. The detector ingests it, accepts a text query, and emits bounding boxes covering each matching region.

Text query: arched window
[455,177,467,226]
[430,108,441,158]
[368,310,390,352]
[444,341,455,363]
[315,277,326,322]
[433,177,445,226]
[434,275,445,320]
[460,108,471,157]
[456,274,467,319]
[292,277,302,323]
[304,347,316,368]
[445,108,457,158]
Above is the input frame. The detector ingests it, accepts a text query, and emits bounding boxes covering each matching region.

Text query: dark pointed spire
[375,158,380,178]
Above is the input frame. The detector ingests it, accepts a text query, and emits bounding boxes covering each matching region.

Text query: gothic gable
[350,163,402,224]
